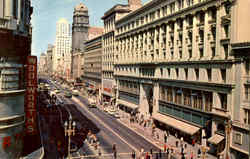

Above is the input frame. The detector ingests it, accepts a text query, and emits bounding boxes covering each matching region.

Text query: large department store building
[114,0,250,158]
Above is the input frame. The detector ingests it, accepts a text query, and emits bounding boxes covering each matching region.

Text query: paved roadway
[49,80,160,158]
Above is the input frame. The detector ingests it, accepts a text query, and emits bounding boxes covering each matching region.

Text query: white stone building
[114,0,250,158]
[54,18,72,79]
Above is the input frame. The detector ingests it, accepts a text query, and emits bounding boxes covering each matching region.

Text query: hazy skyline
[31,0,148,59]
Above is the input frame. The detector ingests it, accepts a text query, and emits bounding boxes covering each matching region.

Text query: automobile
[88,98,96,108]
[103,107,109,112]
[64,91,72,98]
[108,107,116,116]
[72,89,79,96]
[54,89,60,94]
[113,112,120,118]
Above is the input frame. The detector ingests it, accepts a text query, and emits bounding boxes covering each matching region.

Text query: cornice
[114,58,241,67]
[116,0,217,38]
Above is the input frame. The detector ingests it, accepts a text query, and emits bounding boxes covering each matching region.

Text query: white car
[108,107,116,115]
[72,89,79,96]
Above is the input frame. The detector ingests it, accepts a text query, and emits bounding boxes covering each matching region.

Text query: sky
[31,0,149,59]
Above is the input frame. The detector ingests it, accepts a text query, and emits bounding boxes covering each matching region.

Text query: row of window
[103,72,113,79]
[159,86,226,111]
[115,66,227,83]
[117,0,219,34]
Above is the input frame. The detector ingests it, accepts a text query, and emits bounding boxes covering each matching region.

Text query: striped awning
[117,99,138,110]
[152,113,200,135]
[208,134,225,145]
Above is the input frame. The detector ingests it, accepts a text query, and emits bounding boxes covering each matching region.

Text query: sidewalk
[78,90,216,159]
[117,110,216,159]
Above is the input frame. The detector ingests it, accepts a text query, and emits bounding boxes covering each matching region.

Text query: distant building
[82,35,103,99]
[71,3,103,81]
[38,53,47,75]
[54,18,71,79]
[46,44,54,76]
[71,3,89,81]
[0,0,33,158]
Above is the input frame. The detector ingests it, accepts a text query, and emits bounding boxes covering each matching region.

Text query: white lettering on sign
[25,56,38,135]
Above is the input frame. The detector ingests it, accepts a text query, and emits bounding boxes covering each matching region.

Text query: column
[183,16,189,60]
[4,0,13,17]
[214,4,222,59]
[192,12,198,60]
[153,82,159,115]
[203,9,210,59]
[174,20,178,60]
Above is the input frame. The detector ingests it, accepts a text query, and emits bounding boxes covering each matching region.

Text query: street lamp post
[64,116,76,159]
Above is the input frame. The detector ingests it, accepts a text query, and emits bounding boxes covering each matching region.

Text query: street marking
[72,96,138,153]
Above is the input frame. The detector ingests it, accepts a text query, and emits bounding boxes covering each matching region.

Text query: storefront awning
[117,99,138,110]
[152,113,200,135]
[207,134,224,145]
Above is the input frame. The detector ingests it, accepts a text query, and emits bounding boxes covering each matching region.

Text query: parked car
[108,107,116,116]
[64,91,72,98]
[103,107,109,112]
[72,89,79,96]
[88,98,96,108]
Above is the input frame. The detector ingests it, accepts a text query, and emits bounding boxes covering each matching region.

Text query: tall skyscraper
[54,18,71,78]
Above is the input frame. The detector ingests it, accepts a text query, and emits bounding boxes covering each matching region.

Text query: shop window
[233,132,242,145]
[167,87,173,102]
[160,87,166,100]
[192,90,202,110]
[183,89,191,106]
[174,88,182,104]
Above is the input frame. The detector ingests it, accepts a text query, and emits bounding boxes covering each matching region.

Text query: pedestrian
[131,150,136,159]
[158,149,162,159]
[190,151,194,159]
[180,136,184,147]
[192,138,195,147]
[150,148,153,155]
[198,148,201,158]
[145,152,150,159]
[181,153,185,159]
[164,133,168,143]
[155,153,159,159]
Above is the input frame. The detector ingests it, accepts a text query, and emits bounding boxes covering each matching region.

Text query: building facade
[101,0,142,104]
[0,0,33,158]
[46,44,54,76]
[71,3,89,80]
[38,53,47,75]
[54,18,71,79]
[82,35,103,101]
[114,0,249,158]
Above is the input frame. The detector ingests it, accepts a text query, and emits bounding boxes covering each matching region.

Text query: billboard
[25,56,38,135]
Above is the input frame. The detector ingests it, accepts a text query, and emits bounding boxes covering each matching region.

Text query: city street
[49,79,166,158]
